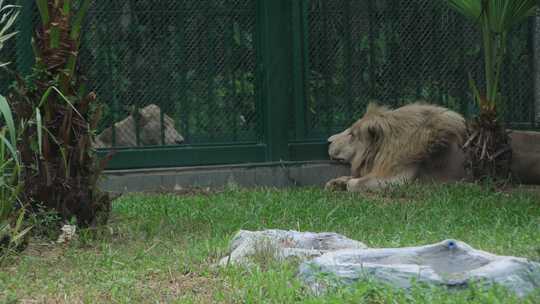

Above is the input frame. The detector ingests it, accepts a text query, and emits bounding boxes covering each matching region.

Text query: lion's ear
[362,120,383,143]
[365,103,390,116]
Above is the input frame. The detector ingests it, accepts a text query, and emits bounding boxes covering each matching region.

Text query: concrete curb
[100,161,350,193]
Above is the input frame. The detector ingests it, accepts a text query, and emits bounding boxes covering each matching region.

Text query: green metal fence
[4,0,538,170]
[298,0,536,140]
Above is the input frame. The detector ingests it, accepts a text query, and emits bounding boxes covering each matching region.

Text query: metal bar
[105,46,118,148]
[254,0,265,143]
[126,0,141,147]
[225,13,238,141]
[321,0,332,134]
[292,0,307,140]
[389,1,402,106]
[257,0,292,161]
[344,0,353,124]
[313,1,324,135]
[237,8,254,141]
[195,17,205,140]
[176,3,190,143]
[456,12,469,117]
[206,6,216,142]
[432,5,444,105]
[414,0,422,99]
[502,34,512,123]
[160,106,165,145]
[533,12,540,126]
[98,144,267,170]
[303,0,314,138]
[367,0,376,101]
[160,19,167,146]
[15,0,34,76]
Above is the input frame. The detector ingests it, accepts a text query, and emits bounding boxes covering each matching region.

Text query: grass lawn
[1,183,540,303]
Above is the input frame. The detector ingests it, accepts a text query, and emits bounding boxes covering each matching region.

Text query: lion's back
[368,102,466,175]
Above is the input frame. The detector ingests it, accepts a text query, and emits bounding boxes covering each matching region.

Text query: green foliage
[0,95,30,260]
[0,1,19,68]
[447,0,537,112]
[448,0,536,33]
[0,96,20,219]
[302,0,535,140]
[0,1,30,260]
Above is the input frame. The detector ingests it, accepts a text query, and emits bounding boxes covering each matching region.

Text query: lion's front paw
[346,178,362,192]
[325,176,352,191]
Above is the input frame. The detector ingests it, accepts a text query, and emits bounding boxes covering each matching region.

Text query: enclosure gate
[9,0,538,170]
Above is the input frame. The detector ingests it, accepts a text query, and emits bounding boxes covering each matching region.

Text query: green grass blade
[35,0,49,25]
[51,86,84,119]
[0,9,19,37]
[70,0,90,41]
[0,133,18,164]
[14,207,24,232]
[447,0,482,23]
[38,86,53,108]
[0,95,16,146]
[36,109,43,157]
[468,72,482,107]
[49,25,60,49]
[40,125,69,178]
[62,1,71,16]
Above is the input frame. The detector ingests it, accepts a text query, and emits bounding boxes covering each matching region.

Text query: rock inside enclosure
[219,229,367,266]
[298,239,540,298]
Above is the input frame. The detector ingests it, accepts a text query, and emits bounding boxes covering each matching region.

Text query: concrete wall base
[100,161,350,193]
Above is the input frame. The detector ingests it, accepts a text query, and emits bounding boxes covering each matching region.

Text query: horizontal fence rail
[2,0,538,170]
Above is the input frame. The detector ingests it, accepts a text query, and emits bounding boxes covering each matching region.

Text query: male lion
[325,102,468,192]
[94,104,184,148]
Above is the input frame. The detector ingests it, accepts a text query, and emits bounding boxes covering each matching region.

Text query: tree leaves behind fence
[302,0,535,139]
[79,0,259,146]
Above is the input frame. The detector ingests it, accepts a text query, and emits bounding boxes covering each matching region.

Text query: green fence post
[292,0,308,141]
[16,0,34,76]
[535,13,540,127]
[257,0,293,162]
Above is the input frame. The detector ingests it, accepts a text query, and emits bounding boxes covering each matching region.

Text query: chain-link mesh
[0,0,537,154]
[302,0,536,140]
[79,0,259,148]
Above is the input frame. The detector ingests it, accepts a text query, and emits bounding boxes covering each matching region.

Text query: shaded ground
[1,183,540,303]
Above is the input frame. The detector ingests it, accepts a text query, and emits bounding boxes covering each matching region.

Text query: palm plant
[0,2,31,256]
[8,0,111,227]
[0,95,30,257]
[447,0,537,182]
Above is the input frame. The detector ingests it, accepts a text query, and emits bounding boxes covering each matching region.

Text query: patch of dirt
[12,294,114,304]
[499,184,540,198]
[112,186,224,199]
[4,270,229,304]
[21,241,67,259]
[154,186,222,197]
[138,271,229,303]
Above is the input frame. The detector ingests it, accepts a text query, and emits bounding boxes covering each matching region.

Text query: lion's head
[328,104,391,175]
[328,128,355,163]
